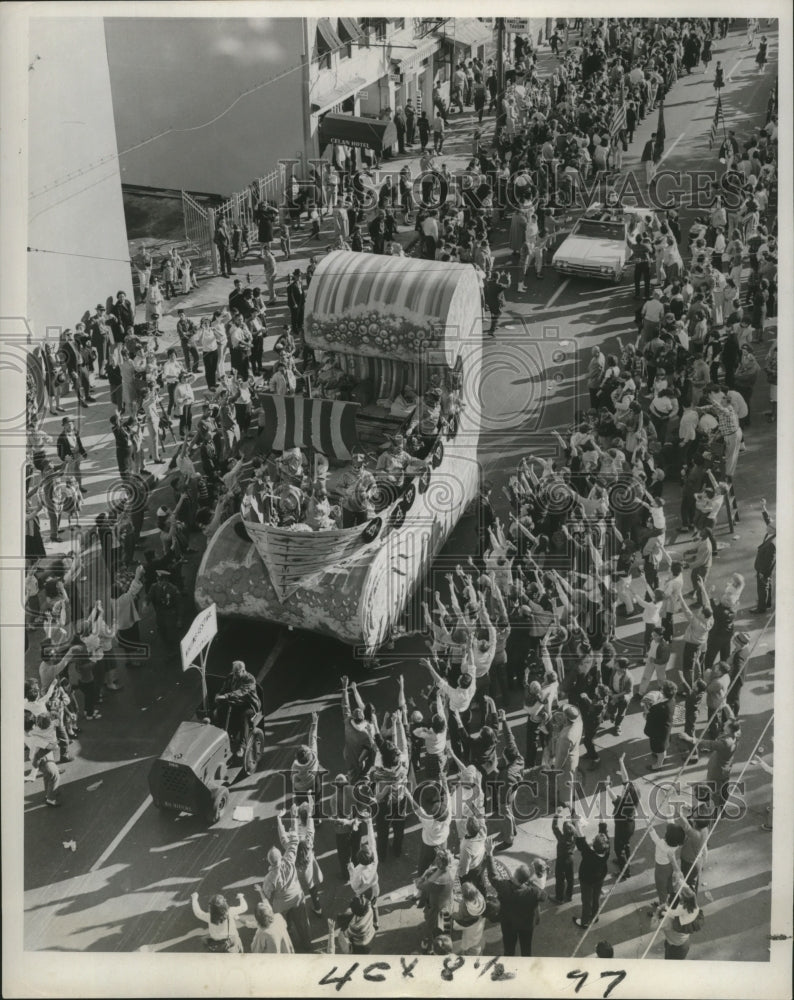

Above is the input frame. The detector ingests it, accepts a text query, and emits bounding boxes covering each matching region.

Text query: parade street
[21,19,778,965]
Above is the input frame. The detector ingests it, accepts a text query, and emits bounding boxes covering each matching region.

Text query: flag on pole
[610,101,627,138]
[257,393,360,460]
[708,95,724,148]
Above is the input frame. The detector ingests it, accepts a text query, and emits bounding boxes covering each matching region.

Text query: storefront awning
[338,17,362,42]
[441,18,494,48]
[318,114,398,153]
[392,33,441,72]
[316,18,343,52]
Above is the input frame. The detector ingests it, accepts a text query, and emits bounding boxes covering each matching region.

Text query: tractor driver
[213,660,261,750]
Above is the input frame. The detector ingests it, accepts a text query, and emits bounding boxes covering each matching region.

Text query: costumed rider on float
[211,659,261,755]
[376,431,429,504]
[273,446,308,527]
[337,450,378,528]
[406,384,446,456]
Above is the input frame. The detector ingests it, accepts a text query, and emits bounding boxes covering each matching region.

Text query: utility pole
[495,18,505,139]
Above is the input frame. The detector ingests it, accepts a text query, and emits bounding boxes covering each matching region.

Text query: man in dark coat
[111,291,135,342]
[213,660,261,748]
[368,211,386,255]
[485,271,510,335]
[404,100,416,145]
[751,501,775,612]
[254,201,276,253]
[56,417,88,492]
[644,680,678,769]
[214,220,233,277]
[571,817,610,928]
[394,107,407,155]
[286,270,305,335]
[484,839,546,956]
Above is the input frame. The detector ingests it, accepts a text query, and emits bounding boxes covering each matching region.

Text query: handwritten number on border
[567,970,627,998]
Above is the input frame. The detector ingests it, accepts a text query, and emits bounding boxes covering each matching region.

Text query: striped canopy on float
[304,251,477,364]
[257,393,360,460]
[309,251,461,320]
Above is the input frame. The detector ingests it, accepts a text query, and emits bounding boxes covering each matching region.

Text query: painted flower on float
[307,306,443,361]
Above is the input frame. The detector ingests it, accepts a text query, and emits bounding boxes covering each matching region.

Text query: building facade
[104,17,493,198]
[28,17,131,337]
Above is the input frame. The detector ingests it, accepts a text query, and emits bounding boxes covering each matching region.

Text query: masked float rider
[338,451,377,528]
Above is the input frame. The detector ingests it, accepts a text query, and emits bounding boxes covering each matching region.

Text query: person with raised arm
[291,710,321,810]
[340,675,376,781]
[421,655,475,716]
[412,686,449,781]
[678,578,714,690]
[409,775,453,878]
[609,753,639,879]
[370,677,410,860]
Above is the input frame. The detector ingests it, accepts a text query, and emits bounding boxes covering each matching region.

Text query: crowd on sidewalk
[23,16,776,959]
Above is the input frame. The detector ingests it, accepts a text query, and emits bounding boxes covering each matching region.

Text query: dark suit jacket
[57,430,87,462]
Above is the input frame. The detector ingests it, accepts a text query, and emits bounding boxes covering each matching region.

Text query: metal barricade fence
[181,189,215,274]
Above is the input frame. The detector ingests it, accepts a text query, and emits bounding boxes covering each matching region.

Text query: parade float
[194,250,483,655]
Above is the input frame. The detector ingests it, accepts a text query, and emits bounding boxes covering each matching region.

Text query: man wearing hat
[338,451,377,528]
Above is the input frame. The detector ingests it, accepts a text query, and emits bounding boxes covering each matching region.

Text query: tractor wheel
[207,783,229,824]
[242,729,266,775]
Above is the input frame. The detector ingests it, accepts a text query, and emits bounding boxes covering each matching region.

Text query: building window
[361,18,388,42]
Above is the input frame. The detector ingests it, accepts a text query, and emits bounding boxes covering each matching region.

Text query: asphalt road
[23,27,777,960]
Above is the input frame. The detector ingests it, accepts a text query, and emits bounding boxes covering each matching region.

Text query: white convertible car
[552,205,657,283]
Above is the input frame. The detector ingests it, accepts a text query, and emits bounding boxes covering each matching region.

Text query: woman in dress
[700,34,712,72]
[145,275,164,327]
[180,256,193,295]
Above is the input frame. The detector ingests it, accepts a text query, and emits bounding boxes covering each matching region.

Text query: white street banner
[504,18,530,33]
[180,604,218,672]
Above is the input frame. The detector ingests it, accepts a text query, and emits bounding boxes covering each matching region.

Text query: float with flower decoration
[195,251,483,655]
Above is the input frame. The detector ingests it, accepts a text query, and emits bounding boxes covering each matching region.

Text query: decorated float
[194,250,483,654]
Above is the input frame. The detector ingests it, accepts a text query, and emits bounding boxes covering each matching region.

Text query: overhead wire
[570,609,776,957]
[638,710,774,959]
[28,19,453,202]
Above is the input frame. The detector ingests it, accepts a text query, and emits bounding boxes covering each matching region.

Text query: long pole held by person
[496,19,505,138]
[181,603,219,717]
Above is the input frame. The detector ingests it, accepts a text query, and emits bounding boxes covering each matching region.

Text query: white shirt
[417,796,452,846]
[439,677,475,714]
